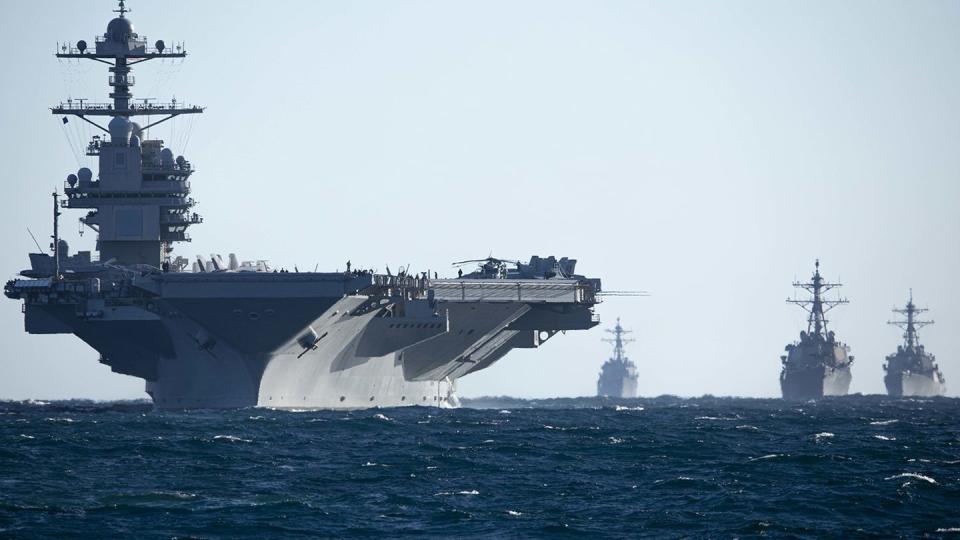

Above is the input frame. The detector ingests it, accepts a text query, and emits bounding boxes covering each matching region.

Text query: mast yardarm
[602,317,634,362]
[888,290,933,351]
[786,259,848,336]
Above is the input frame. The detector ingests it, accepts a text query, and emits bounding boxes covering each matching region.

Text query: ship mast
[602,318,634,362]
[888,290,933,351]
[54,1,202,131]
[787,259,848,336]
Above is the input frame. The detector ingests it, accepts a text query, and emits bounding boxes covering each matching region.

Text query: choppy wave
[1,394,957,537]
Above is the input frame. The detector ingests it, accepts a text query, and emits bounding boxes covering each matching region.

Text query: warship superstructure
[4,3,603,409]
[780,260,853,399]
[883,292,945,397]
[596,318,638,398]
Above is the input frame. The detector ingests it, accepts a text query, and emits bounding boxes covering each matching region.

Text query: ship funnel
[228,253,239,271]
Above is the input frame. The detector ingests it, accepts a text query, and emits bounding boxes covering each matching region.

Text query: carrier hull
[12,273,599,410]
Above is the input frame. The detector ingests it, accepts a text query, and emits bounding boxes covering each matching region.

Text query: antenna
[786,259,848,336]
[597,290,649,297]
[114,0,130,16]
[27,228,43,252]
[52,191,61,280]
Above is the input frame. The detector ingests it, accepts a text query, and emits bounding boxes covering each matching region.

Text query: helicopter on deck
[452,255,580,280]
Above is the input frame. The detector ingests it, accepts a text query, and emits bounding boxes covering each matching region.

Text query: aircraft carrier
[883,292,946,397]
[780,260,853,399]
[4,3,602,409]
[596,318,638,398]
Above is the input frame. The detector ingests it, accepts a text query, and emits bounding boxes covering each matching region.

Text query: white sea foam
[736,425,759,431]
[212,435,252,443]
[654,476,696,484]
[44,417,75,423]
[873,435,896,441]
[615,405,644,411]
[152,490,197,500]
[435,490,479,496]
[813,432,834,442]
[750,454,784,461]
[935,528,960,533]
[885,473,937,485]
[499,410,512,415]
[372,413,391,421]
[507,510,523,516]
[18,434,35,440]
[870,419,898,426]
[608,437,624,444]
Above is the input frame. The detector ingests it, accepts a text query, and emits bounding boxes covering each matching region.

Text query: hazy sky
[1,1,958,400]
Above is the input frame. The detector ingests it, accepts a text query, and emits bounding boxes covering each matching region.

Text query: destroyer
[780,260,853,399]
[4,3,602,409]
[883,292,946,397]
[596,318,638,398]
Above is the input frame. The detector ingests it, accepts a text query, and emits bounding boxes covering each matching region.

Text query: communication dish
[77,40,87,53]
[155,40,165,53]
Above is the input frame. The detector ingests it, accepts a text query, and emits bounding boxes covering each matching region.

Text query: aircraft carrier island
[5,3,603,409]
[779,260,853,400]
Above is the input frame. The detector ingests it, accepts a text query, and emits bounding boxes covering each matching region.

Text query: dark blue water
[1,396,958,538]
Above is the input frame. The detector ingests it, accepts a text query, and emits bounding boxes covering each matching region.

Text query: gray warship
[4,3,603,410]
[596,318,638,398]
[884,292,946,397]
[780,260,853,399]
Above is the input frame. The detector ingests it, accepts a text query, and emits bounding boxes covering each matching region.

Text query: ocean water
[1,396,958,538]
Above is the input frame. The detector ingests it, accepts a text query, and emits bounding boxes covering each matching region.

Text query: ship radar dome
[77,167,93,183]
[131,121,144,140]
[160,148,175,168]
[108,116,133,145]
[106,17,135,42]
[67,174,78,187]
